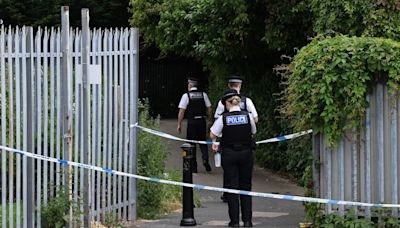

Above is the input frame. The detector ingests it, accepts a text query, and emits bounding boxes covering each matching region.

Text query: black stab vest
[221,110,252,147]
[186,90,206,120]
[239,95,247,112]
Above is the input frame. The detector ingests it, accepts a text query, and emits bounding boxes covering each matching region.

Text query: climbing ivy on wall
[282,35,400,145]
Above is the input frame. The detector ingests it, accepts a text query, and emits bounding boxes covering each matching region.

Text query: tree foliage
[0,0,130,27]
[0,0,61,27]
[130,0,313,62]
[131,0,250,64]
[310,0,400,40]
[264,0,312,50]
[129,0,164,45]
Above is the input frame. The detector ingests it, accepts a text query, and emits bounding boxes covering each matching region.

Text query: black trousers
[222,147,253,223]
[186,119,209,166]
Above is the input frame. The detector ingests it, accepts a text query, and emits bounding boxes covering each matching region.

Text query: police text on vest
[226,115,248,126]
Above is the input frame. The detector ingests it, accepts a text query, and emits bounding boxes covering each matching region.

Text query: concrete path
[132,119,305,228]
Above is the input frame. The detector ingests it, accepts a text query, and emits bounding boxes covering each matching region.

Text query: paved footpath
[131,119,305,228]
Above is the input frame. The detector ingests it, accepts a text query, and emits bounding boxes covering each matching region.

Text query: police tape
[1,144,398,208]
[130,123,313,145]
[255,129,313,144]
[132,123,214,145]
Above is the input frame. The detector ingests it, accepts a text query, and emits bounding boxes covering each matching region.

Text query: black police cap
[221,89,239,105]
[228,75,243,83]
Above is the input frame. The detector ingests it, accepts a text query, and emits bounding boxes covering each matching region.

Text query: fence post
[61,6,73,227]
[129,28,139,221]
[81,8,91,228]
[26,26,34,228]
[1,24,7,228]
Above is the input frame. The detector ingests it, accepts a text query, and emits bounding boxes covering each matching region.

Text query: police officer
[210,89,256,227]
[214,75,258,202]
[177,77,213,172]
[214,75,258,123]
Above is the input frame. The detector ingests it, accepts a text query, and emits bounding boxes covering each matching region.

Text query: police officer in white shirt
[177,77,213,172]
[214,75,258,123]
[210,89,256,227]
[214,75,258,202]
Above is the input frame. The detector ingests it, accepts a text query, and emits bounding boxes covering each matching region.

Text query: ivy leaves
[283,36,400,145]
[310,0,400,40]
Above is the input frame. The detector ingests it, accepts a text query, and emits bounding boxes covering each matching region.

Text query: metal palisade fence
[0,7,139,227]
[314,79,400,220]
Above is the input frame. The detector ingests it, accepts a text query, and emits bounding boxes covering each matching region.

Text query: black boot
[220,193,228,203]
[228,222,240,227]
[243,221,253,227]
[203,160,211,172]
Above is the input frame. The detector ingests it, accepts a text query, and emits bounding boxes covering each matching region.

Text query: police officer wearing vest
[177,77,213,172]
[214,75,258,202]
[210,89,256,227]
[214,75,258,123]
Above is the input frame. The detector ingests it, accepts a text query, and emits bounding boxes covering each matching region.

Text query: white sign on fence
[75,64,102,84]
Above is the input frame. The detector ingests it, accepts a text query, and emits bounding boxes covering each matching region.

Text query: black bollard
[180,143,197,226]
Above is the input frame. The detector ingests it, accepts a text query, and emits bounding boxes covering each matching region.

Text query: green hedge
[282,35,400,146]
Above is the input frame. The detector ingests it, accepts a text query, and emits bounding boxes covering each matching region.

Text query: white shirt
[213,97,258,119]
[178,87,212,109]
[210,106,257,137]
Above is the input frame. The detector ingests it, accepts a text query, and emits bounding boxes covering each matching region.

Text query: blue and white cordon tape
[131,123,313,145]
[1,144,399,208]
